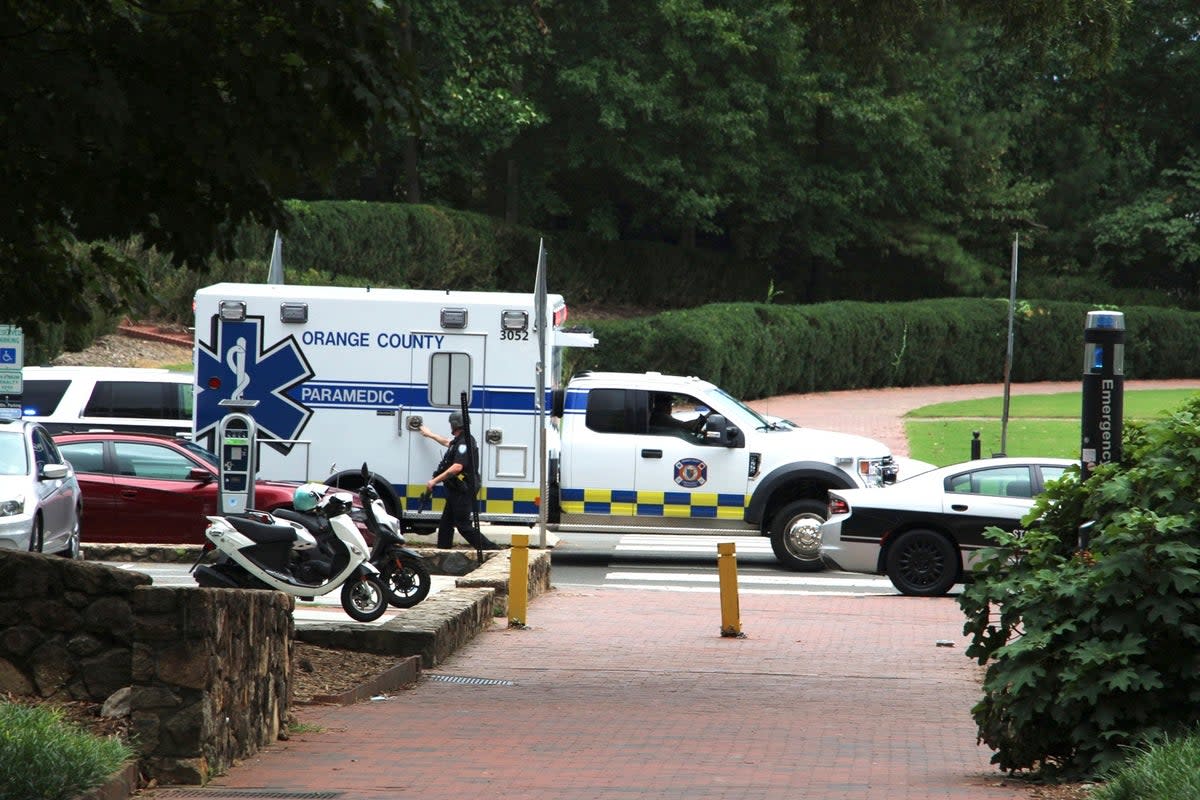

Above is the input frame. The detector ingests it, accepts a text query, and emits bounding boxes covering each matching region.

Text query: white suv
[19,366,193,436]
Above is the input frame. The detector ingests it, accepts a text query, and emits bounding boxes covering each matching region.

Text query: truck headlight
[0,497,26,517]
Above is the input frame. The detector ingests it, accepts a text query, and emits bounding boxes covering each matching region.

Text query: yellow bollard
[508,533,530,627]
[717,542,742,637]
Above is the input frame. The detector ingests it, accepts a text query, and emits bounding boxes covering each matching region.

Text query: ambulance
[193,282,897,571]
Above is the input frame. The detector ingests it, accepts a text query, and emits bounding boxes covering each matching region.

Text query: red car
[53,431,302,544]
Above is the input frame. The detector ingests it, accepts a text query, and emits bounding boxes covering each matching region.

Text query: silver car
[0,418,82,557]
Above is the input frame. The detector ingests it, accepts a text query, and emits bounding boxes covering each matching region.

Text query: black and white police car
[819,456,1077,596]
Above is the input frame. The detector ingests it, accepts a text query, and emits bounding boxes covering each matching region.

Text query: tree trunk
[505,158,519,225]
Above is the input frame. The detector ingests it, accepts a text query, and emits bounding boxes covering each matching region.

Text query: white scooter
[191,488,389,622]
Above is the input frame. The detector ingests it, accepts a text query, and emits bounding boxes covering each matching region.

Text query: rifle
[459,391,483,562]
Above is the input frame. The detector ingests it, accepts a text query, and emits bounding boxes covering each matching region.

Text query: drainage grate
[152,791,342,799]
[424,673,514,687]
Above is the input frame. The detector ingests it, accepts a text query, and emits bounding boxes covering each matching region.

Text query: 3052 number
[500,330,529,341]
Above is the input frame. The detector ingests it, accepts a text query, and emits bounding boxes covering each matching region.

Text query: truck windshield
[707,387,780,431]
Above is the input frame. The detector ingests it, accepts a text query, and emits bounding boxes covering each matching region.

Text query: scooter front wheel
[340,572,388,622]
[381,553,432,609]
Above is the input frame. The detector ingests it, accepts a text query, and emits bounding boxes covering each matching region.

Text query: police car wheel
[769,499,826,572]
[885,529,958,597]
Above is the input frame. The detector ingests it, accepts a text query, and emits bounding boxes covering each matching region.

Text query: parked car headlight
[0,496,26,517]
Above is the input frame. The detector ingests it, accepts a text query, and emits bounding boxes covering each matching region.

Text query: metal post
[508,533,530,627]
[717,542,742,638]
[1000,233,1019,456]
[1080,311,1125,480]
[534,240,548,549]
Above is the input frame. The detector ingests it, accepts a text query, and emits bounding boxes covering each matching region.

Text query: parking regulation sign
[0,326,24,395]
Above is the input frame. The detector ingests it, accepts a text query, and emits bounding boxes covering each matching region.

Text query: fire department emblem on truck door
[674,458,708,488]
[195,315,314,453]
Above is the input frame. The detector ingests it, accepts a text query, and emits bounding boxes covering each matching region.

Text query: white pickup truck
[548,371,898,570]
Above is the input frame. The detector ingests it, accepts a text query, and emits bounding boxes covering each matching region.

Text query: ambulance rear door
[402,332,489,517]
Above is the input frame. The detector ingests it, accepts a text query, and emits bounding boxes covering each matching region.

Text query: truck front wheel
[769,499,827,572]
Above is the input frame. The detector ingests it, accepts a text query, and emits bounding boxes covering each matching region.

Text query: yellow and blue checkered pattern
[559,488,748,520]
[399,484,747,520]
[401,484,540,515]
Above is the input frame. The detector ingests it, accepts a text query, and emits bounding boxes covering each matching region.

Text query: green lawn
[904,389,1200,467]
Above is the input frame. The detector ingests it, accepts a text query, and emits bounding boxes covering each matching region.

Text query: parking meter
[217,411,257,514]
[1080,310,1124,479]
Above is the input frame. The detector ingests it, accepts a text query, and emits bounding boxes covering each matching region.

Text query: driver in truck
[649,393,704,437]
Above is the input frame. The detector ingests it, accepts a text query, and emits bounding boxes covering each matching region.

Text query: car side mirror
[41,463,69,481]
[187,467,215,483]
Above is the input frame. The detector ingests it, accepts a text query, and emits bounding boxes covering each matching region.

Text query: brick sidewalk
[143,379,1199,800]
[172,590,1030,800]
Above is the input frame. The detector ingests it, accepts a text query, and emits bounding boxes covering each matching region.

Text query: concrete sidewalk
[151,589,1032,800]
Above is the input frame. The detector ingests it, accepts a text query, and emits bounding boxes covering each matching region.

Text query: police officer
[420,411,499,550]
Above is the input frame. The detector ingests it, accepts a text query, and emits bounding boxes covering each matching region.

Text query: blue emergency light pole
[1080,310,1124,481]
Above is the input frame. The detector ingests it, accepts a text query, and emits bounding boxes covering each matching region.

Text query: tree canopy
[1,1,416,332]
[9,0,1199,339]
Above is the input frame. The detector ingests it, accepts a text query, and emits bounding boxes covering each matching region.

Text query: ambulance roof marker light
[218,300,246,321]
[441,308,468,329]
[502,310,528,332]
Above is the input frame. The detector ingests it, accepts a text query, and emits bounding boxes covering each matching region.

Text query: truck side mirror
[725,425,742,448]
[551,389,565,418]
[701,414,742,447]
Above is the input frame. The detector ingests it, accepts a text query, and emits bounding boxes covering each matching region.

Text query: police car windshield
[707,388,778,430]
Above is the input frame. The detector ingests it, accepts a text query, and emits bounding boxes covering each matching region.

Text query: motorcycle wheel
[380,553,432,609]
[340,572,388,622]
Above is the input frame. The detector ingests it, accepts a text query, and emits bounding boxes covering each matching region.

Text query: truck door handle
[641,449,663,459]
[951,504,968,511]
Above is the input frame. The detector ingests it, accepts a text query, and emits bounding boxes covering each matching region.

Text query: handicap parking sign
[0,326,23,395]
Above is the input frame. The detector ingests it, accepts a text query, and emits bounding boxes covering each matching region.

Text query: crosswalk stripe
[604,571,892,588]
[596,583,895,596]
[614,534,767,545]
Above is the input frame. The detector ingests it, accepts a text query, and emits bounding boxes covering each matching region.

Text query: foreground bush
[960,395,1200,778]
[0,701,132,800]
[1091,731,1200,800]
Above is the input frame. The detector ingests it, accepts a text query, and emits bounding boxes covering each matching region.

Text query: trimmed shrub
[572,299,1200,399]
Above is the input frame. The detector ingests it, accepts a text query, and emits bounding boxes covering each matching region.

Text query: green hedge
[570,299,1200,399]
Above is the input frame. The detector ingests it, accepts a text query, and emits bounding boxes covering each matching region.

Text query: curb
[300,655,423,706]
[115,322,192,348]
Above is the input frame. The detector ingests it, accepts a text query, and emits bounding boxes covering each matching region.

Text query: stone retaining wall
[0,550,292,785]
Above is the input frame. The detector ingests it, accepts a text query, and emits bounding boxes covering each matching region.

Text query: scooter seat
[225,515,301,545]
[273,508,331,539]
